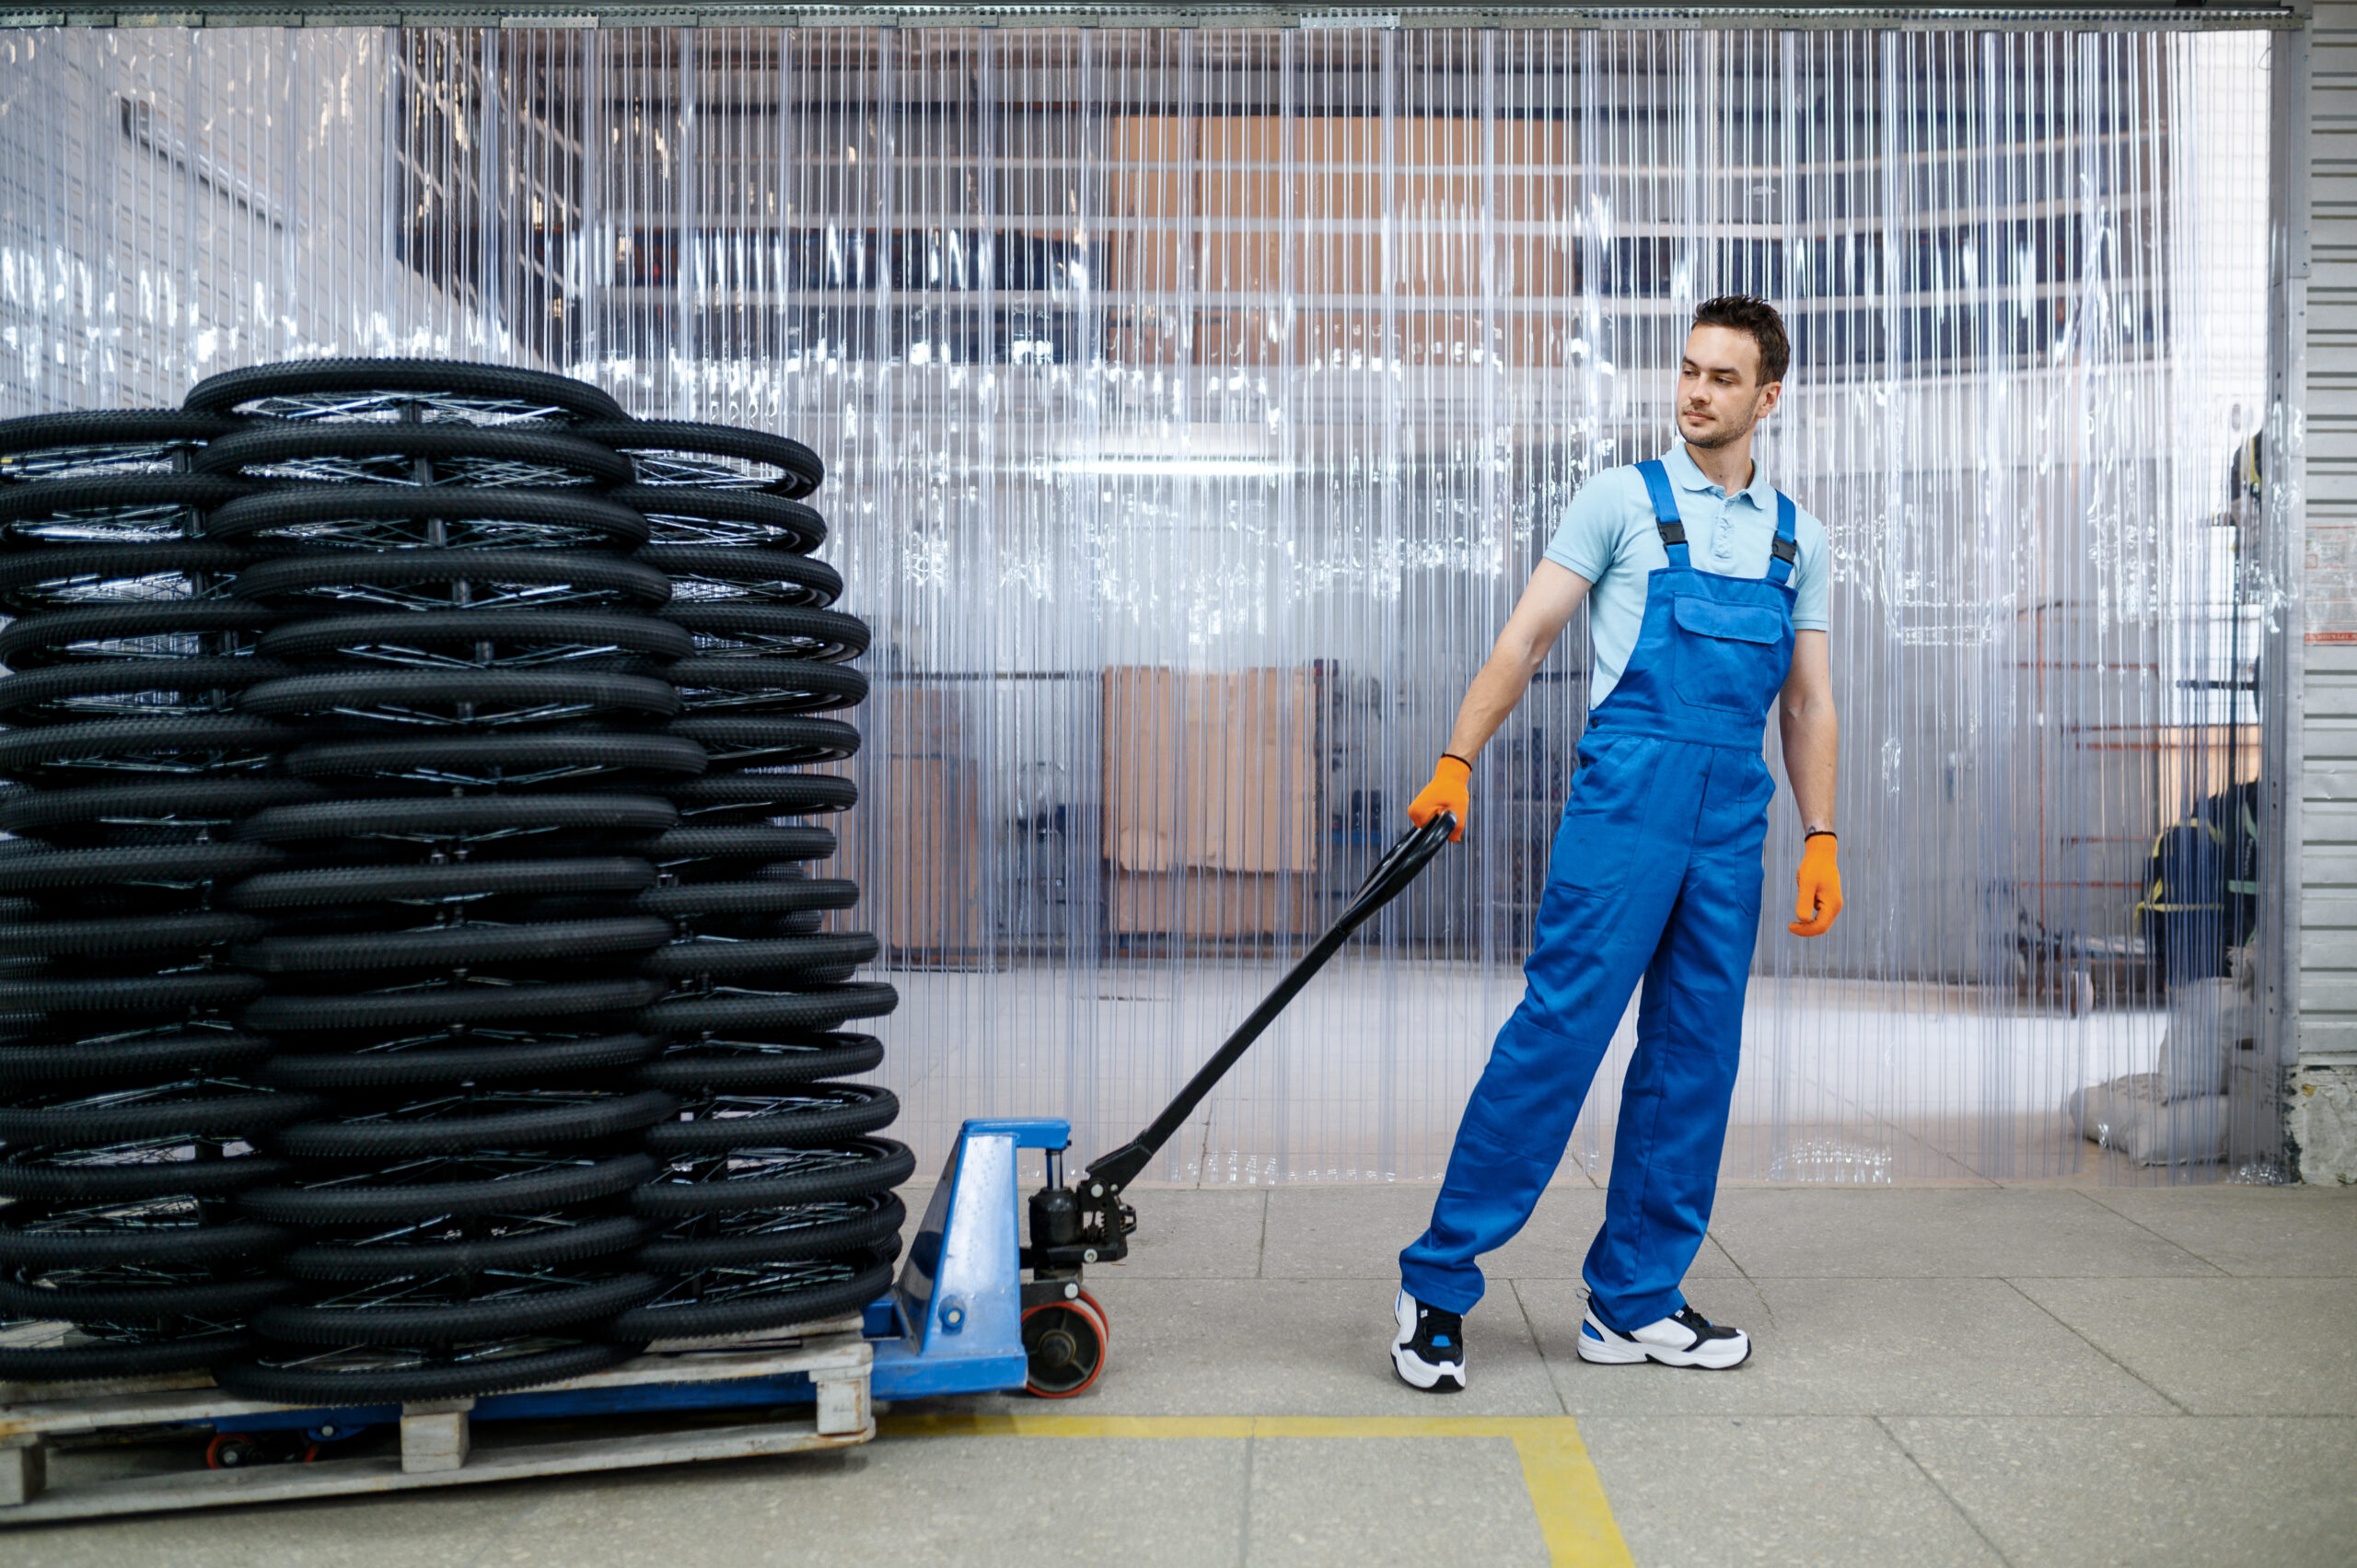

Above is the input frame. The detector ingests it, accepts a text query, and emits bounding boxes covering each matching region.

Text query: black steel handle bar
[1085,810,1457,1195]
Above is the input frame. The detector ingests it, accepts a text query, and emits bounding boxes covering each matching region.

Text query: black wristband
[1805,830,1837,842]
[1441,752,1472,769]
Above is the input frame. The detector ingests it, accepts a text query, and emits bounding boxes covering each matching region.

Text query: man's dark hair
[1692,296,1790,386]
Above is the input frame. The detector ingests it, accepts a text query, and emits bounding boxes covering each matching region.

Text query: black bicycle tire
[576,421,822,497]
[636,546,841,608]
[627,1034,884,1093]
[660,603,867,662]
[241,668,680,724]
[233,548,668,606]
[0,911,267,958]
[633,1194,903,1271]
[0,410,242,459]
[637,981,899,1037]
[186,359,629,423]
[0,1217,290,1267]
[234,915,677,974]
[0,716,293,780]
[0,1028,275,1086]
[0,657,294,724]
[192,423,634,486]
[254,1272,665,1346]
[283,729,706,785]
[0,473,252,534]
[607,485,825,552]
[646,825,839,865]
[642,1085,898,1154]
[283,1214,653,1282]
[0,1087,322,1146]
[664,773,858,819]
[215,1338,633,1405]
[631,1138,913,1215]
[0,970,268,1016]
[599,1254,892,1342]
[260,1032,661,1091]
[0,1273,292,1324]
[665,716,860,770]
[0,542,254,606]
[206,484,651,550]
[0,602,281,668]
[234,792,678,846]
[0,840,284,892]
[635,878,859,919]
[242,976,668,1034]
[0,1153,291,1202]
[668,659,868,714]
[0,1332,256,1383]
[229,855,656,911]
[256,610,692,666]
[240,1152,656,1226]
[270,1089,677,1160]
[0,779,322,840]
[639,934,878,983]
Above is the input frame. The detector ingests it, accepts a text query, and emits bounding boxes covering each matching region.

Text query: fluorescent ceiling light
[1057,455,1291,479]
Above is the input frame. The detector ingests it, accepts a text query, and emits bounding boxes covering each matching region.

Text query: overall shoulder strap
[1768,491,1799,587]
[1636,459,1689,567]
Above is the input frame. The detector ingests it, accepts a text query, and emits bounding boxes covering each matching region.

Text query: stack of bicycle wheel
[0,410,325,1386]
[571,420,908,1345]
[144,361,698,1404]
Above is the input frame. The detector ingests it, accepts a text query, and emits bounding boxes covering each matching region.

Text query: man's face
[1676,324,1782,451]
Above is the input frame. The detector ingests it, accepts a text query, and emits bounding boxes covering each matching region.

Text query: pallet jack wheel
[205,1432,319,1469]
[1021,1295,1108,1400]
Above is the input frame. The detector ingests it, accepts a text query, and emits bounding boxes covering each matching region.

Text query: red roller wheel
[1021,1295,1108,1399]
[205,1432,260,1469]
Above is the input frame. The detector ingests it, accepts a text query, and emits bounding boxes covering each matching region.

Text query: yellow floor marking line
[877,1412,1635,1568]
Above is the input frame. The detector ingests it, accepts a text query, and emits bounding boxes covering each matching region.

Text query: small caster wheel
[206,1431,319,1469]
[205,1433,261,1469]
[1022,1295,1108,1399]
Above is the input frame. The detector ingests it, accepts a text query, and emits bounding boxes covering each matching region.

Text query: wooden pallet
[0,1330,874,1524]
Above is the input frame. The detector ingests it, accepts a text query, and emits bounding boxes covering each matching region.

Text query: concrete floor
[12,1180,2357,1567]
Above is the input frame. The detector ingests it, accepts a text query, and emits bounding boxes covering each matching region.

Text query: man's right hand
[1407,755,1472,842]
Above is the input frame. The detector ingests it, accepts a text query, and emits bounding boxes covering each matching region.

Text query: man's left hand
[1789,833,1841,937]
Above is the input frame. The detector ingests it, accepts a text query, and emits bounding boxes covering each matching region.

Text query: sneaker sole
[1390,1347,1466,1393]
[1575,1328,1750,1371]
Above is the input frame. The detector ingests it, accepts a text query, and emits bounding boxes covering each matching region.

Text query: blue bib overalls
[1400,459,1799,1331]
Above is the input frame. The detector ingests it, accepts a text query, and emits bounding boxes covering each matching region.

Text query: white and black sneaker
[1575,1303,1750,1370]
[1390,1289,1466,1393]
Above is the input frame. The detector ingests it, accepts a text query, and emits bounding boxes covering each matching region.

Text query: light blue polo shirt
[1544,444,1830,707]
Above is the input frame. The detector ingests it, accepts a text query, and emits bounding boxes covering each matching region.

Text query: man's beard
[1681,401,1759,450]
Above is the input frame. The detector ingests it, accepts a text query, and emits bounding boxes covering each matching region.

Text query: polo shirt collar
[1659,442,1773,510]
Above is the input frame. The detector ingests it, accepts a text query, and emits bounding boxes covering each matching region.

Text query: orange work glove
[1789,832,1842,936]
[1406,754,1471,842]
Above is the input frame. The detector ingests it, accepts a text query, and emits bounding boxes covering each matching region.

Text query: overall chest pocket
[1669,596,1789,715]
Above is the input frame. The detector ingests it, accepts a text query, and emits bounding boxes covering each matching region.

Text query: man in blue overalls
[1390,296,1842,1389]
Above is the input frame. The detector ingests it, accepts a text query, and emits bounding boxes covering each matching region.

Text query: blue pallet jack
[150,814,1454,1471]
[872,812,1453,1400]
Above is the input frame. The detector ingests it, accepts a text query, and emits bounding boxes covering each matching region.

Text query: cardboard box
[1102,665,1320,935]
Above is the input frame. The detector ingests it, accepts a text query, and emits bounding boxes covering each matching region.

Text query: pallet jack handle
[1083,810,1458,1196]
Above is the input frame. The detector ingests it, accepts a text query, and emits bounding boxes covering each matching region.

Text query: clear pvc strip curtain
[0,23,2291,1184]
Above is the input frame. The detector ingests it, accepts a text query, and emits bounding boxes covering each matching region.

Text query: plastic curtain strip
[0,24,2293,1185]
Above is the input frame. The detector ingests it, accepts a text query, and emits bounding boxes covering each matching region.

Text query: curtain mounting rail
[0,4,2302,29]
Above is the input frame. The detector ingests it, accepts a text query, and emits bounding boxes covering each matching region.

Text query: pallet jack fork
[869,813,1455,1400]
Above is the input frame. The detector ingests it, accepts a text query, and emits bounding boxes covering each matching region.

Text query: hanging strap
[1769,490,1799,587]
[1636,459,1689,567]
